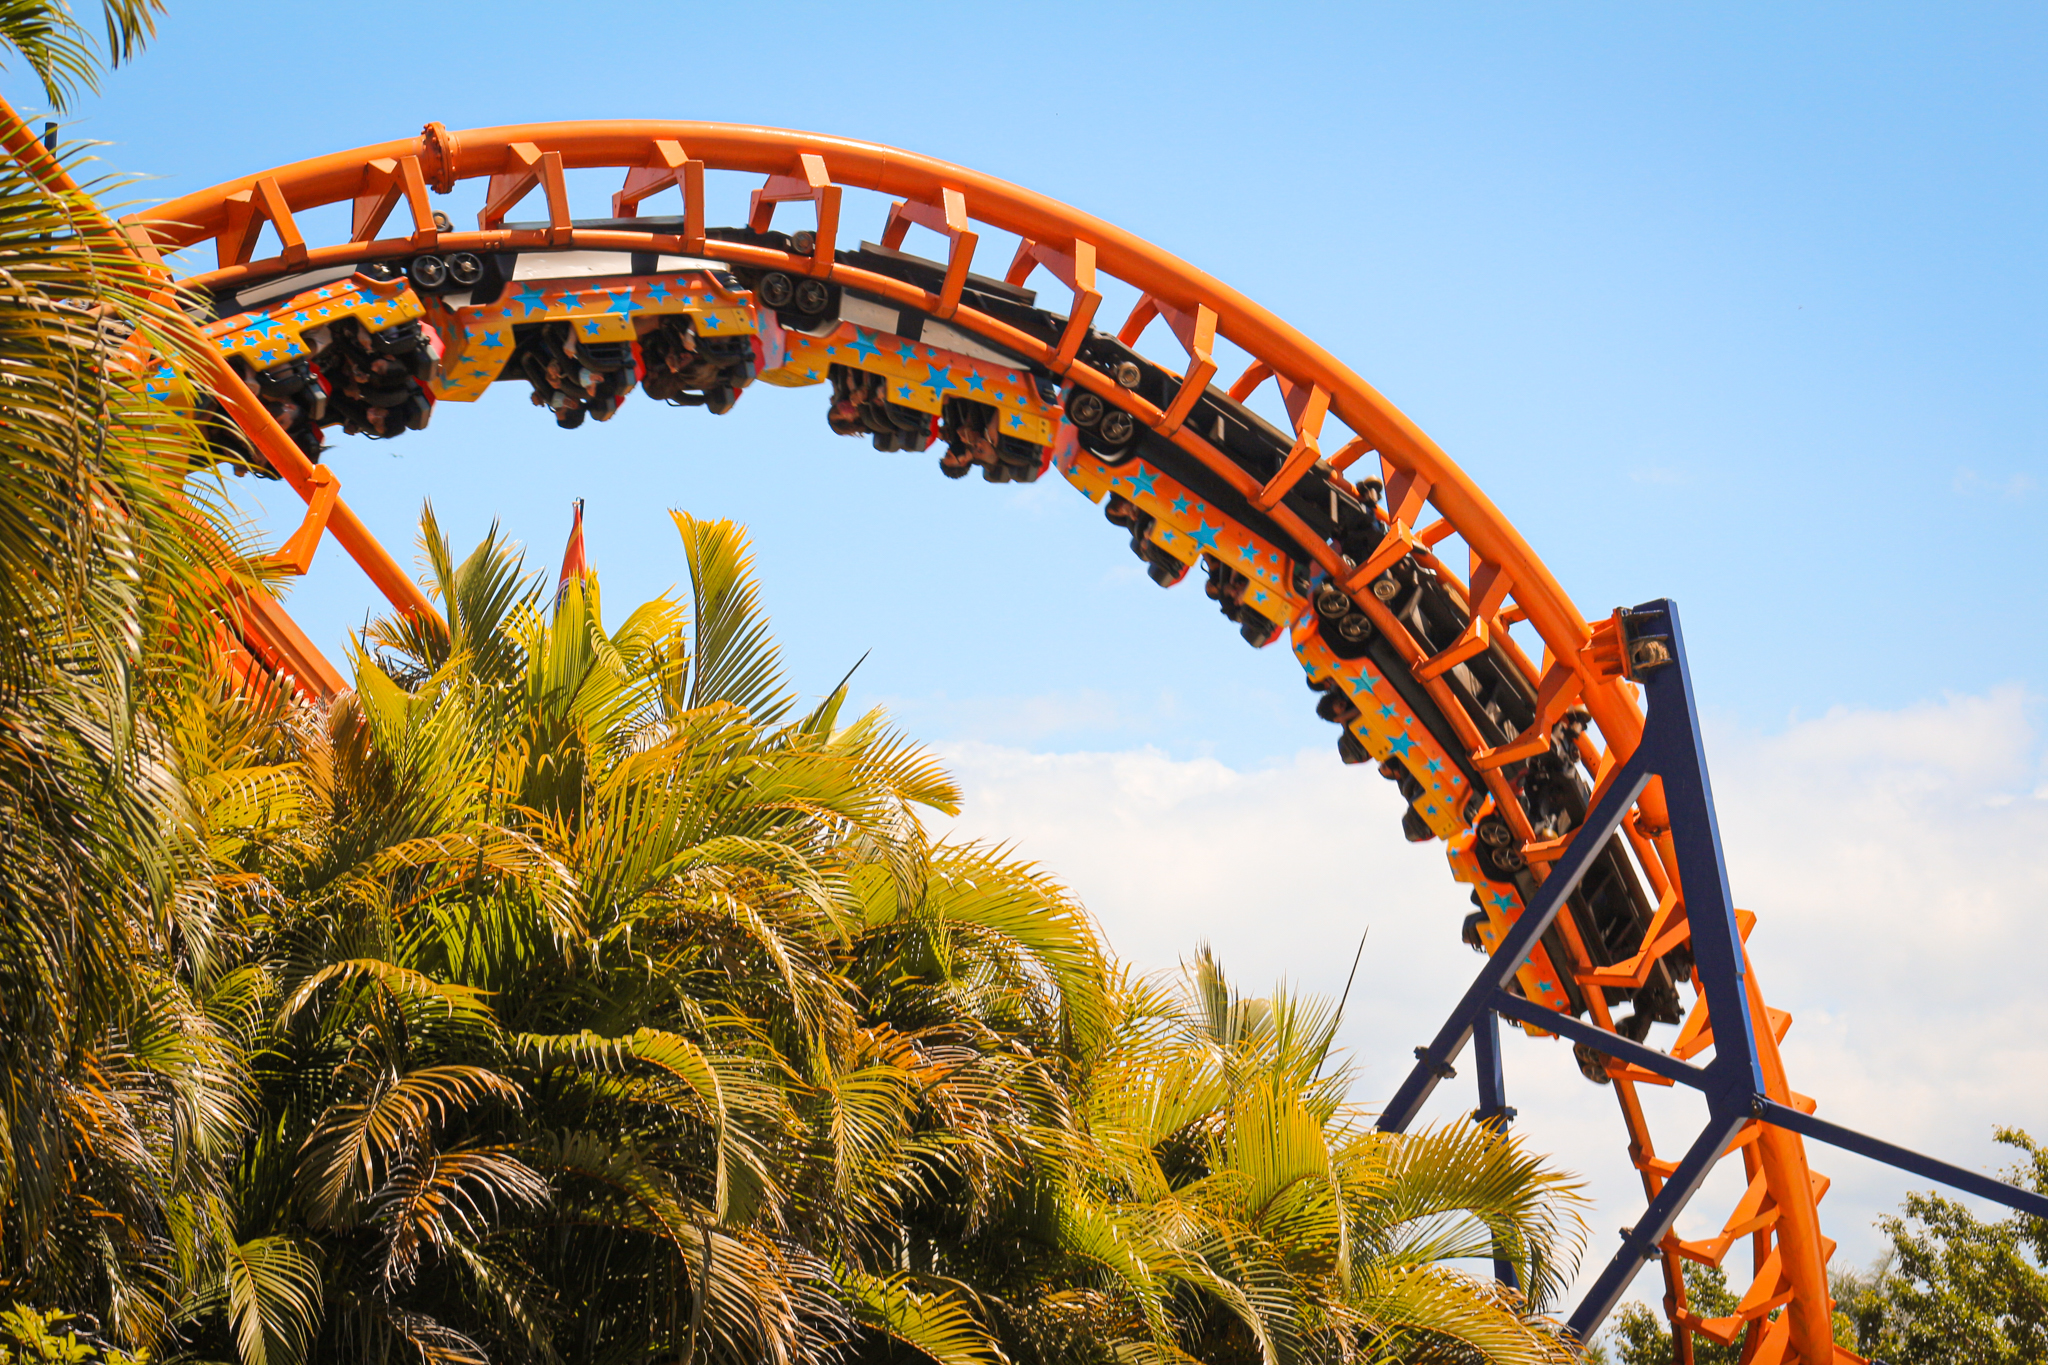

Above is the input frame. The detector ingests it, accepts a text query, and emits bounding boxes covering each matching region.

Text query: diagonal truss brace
[1376,598,2048,1345]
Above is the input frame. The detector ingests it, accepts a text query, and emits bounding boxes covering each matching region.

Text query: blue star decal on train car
[512,285,548,315]
[583,321,601,336]
[1490,891,1518,911]
[966,371,985,392]
[1239,540,1257,561]
[483,332,502,349]
[925,365,955,395]
[898,384,913,399]
[644,282,672,305]
[1191,521,1220,550]
[1172,495,1191,515]
[898,342,919,362]
[1387,733,1416,756]
[246,315,282,338]
[1127,466,1158,496]
[702,314,720,328]
[1009,413,1023,428]
[605,291,639,316]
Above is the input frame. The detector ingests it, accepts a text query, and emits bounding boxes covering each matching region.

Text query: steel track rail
[126,120,1848,1359]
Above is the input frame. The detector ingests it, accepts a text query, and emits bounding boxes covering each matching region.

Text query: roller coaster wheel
[1112,361,1142,389]
[790,229,816,256]
[1146,563,1184,588]
[1575,1042,1614,1085]
[1240,617,1281,648]
[756,272,796,309]
[1370,572,1401,603]
[1065,388,1106,429]
[408,254,449,290]
[1313,582,1352,619]
[793,278,832,316]
[1315,689,1360,725]
[1474,816,1525,879]
[359,260,401,282]
[1335,611,1373,643]
[446,251,485,287]
[431,211,453,232]
[1477,840,1525,880]
[1097,409,1137,445]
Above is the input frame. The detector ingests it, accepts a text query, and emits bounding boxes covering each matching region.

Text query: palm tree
[180,507,1102,1365]
[1,6,258,1349]
[1032,949,1588,1365]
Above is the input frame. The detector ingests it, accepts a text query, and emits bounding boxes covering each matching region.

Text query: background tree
[1603,1130,2046,1365]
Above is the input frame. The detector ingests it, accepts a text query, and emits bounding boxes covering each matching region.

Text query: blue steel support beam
[1567,1107,1753,1340]
[1376,753,1652,1134]
[1469,1009,1521,1291]
[1621,601,1766,1108]
[1758,1101,2048,1222]
[1493,995,2048,1222]
[1489,990,1707,1090]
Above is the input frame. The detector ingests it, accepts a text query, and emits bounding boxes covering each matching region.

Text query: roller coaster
[10,111,2043,1364]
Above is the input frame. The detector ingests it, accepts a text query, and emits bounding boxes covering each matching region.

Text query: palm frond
[837,1265,1005,1365]
[670,512,790,724]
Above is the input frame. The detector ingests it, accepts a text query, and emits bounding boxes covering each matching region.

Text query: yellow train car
[1446,825,1572,1025]
[1056,431,1306,628]
[1291,619,1476,840]
[760,320,1062,447]
[425,258,756,402]
[207,275,425,370]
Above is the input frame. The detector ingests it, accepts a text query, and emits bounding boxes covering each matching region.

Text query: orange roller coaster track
[17,111,2036,1362]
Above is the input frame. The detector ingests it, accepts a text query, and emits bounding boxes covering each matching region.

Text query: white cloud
[927,686,2048,1316]
[1952,467,2038,499]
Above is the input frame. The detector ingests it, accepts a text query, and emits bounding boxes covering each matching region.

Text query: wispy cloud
[1952,466,2037,498]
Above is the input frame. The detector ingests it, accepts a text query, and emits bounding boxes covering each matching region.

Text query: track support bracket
[1375,597,2048,1351]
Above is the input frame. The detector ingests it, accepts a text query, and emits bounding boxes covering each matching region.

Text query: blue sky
[22,0,2046,1322]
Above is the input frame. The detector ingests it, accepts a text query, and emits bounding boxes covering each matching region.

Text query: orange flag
[556,499,588,603]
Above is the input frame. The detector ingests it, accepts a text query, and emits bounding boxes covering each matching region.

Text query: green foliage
[0,1305,146,1365]
[0,30,257,1354]
[1605,1263,1739,1365]
[0,0,163,112]
[1601,1131,2048,1364]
